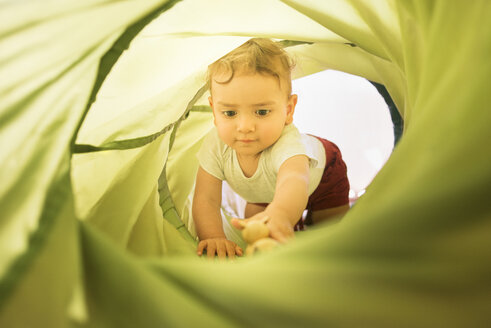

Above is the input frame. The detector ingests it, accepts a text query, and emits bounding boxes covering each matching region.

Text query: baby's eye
[256,109,270,116]
[223,110,237,117]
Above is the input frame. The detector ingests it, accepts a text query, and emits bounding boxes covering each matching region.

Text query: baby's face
[209,72,296,159]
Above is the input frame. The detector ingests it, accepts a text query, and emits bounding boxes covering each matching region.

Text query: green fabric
[1,0,491,327]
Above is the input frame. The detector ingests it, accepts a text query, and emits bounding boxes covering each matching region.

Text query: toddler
[193,38,350,258]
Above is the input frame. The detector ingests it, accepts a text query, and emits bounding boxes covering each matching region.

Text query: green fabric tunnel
[1,1,490,327]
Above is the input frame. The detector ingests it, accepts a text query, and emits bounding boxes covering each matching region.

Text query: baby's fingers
[225,242,236,259]
[270,231,289,244]
[231,218,247,230]
[207,242,217,258]
[235,245,243,257]
[197,240,207,256]
[217,244,227,259]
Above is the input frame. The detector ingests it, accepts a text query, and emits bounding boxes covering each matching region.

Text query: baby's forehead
[211,70,289,95]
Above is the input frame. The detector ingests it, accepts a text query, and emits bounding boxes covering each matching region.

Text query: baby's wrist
[199,233,227,241]
[265,206,294,226]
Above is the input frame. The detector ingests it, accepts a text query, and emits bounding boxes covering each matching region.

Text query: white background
[292,70,394,198]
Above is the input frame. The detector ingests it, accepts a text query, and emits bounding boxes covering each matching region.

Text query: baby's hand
[197,238,243,259]
[232,212,294,243]
[266,215,294,243]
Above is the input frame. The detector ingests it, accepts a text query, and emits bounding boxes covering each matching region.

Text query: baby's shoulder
[203,129,227,150]
[271,125,302,150]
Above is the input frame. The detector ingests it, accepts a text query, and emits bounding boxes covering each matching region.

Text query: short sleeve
[270,125,321,172]
[196,129,225,180]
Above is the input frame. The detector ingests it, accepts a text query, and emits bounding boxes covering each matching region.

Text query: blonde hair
[207,38,295,97]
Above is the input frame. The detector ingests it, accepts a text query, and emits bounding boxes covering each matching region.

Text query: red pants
[252,136,350,229]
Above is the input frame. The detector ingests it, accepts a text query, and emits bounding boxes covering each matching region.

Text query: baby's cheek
[217,127,233,141]
[263,129,278,142]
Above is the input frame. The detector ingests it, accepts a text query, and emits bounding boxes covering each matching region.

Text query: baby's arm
[193,167,243,258]
[264,155,310,242]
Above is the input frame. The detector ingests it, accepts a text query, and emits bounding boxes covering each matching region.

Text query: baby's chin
[233,146,263,157]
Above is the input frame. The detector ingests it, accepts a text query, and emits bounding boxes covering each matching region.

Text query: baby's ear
[209,96,218,125]
[286,110,294,124]
[285,94,298,124]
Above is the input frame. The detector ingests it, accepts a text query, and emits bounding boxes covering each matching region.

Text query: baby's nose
[237,117,255,132]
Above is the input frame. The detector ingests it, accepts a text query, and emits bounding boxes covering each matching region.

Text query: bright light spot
[292,69,394,194]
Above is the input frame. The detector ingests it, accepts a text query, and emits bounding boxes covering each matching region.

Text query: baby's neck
[236,152,261,178]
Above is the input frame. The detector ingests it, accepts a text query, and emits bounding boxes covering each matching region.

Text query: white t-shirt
[197,124,326,203]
